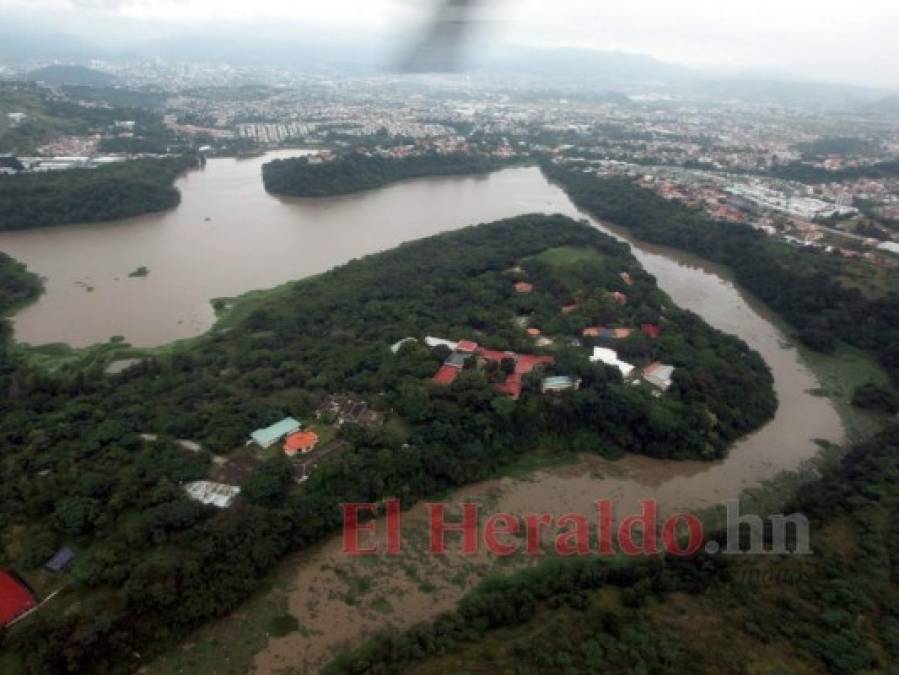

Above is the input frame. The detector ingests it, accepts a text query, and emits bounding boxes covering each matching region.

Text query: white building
[590,347,636,379]
[877,241,899,256]
[425,336,459,351]
[184,481,240,508]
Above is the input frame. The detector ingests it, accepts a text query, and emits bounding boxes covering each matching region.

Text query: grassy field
[529,245,608,268]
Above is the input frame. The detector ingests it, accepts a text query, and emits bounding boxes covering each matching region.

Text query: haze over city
[1,0,898,89]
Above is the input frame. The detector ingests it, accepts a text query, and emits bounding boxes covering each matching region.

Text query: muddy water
[0,158,844,671]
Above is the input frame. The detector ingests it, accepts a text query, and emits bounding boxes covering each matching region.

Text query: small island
[262,152,517,198]
[128,266,150,278]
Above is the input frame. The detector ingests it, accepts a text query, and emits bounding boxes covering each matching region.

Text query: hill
[26,65,116,87]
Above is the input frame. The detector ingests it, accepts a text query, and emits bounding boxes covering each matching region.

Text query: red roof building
[283,431,320,456]
[456,340,479,353]
[0,571,36,627]
[641,324,662,339]
[432,365,460,386]
[431,342,553,399]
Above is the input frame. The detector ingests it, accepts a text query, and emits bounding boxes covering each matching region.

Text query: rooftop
[0,571,36,627]
[250,417,302,448]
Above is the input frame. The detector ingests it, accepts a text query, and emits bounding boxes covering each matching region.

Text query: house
[249,417,302,449]
[425,336,458,351]
[878,241,899,256]
[620,272,635,286]
[316,395,382,427]
[514,281,534,294]
[541,376,582,393]
[0,571,37,627]
[183,481,241,508]
[641,324,662,339]
[583,327,633,339]
[643,362,676,391]
[431,340,554,399]
[609,291,628,305]
[284,431,320,456]
[590,347,636,379]
[562,304,580,314]
[527,328,542,337]
[45,547,75,573]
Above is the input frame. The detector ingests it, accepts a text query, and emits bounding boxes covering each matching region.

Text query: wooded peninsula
[0,215,775,673]
[0,156,198,230]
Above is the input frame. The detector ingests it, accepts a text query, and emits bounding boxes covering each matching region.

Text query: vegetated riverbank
[325,423,899,675]
[541,161,899,376]
[0,216,777,674]
[0,155,199,230]
[262,152,519,197]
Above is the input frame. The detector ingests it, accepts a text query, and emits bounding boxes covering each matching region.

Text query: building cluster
[428,337,557,399]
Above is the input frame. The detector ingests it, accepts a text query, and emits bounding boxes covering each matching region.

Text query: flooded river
[1,153,844,672]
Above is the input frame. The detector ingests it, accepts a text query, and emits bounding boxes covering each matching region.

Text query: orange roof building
[283,431,320,456]
[514,282,534,294]
[527,328,542,337]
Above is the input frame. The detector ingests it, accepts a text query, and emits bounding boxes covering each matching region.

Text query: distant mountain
[0,30,99,62]
[27,65,116,87]
[469,46,690,86]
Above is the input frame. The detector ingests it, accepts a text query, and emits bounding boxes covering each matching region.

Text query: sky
[1,0,897,89]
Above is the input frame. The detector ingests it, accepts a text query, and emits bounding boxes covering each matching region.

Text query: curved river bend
[0,154,843,670]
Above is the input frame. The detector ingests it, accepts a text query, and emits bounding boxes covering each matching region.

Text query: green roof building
[249,417,302,449]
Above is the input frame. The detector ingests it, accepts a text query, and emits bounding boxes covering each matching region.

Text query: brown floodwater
[2,155,844,671]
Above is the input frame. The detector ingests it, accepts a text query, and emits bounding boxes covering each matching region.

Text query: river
[2,153,844,671]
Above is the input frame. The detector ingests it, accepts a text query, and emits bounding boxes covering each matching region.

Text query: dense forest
[0,156,198,230]
[262,152,516,197]
[0,253,42,385]
[0,216,775,673]
[326,424,899,674]
[541,161,899,384]
[766,158,899,184]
